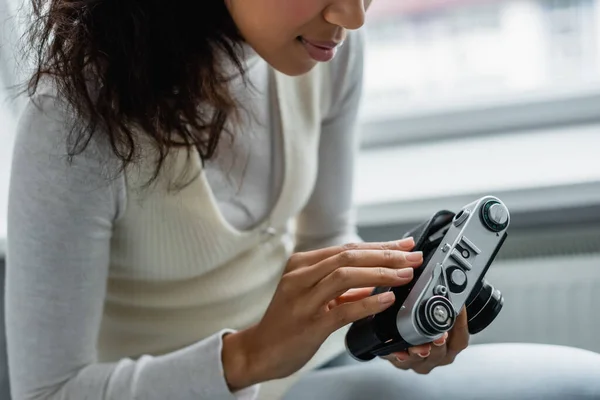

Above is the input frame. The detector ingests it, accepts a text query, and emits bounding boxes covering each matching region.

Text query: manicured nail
[378,291,395,304]
[406,251,423,262]
[418,352,430,358]
[433,336,447,347]
[397,268,413,278]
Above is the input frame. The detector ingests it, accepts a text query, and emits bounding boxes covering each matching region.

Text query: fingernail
[406,251,423,262]
[418,352,430,358]
[397,268,413,278]
[395,356,406,363]
[378,291,395,304]
[433,332,449,346]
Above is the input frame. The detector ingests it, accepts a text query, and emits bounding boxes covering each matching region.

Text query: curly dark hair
[22,0,248,185]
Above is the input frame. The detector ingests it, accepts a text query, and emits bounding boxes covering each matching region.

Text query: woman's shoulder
[16,82,121,173]
[12,81,126,212]
[16,82,81,151]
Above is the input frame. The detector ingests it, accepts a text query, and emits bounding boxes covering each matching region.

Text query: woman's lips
[299,37,340,62]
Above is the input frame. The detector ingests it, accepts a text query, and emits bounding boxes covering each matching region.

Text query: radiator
[471,253,600,353]
[467,223,600,353]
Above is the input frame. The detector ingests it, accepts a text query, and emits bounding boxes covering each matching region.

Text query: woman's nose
[323,0,366,30]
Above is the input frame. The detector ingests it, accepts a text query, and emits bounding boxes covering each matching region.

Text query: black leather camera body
[345,195,510,361]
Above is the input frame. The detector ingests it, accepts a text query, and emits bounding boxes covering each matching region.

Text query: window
[356,0,600,227]
[361,0,600,145]
[1,0,23,252]
[0,99,14,253]
[542,0,597,81]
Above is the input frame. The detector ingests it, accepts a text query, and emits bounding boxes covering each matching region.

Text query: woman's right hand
[222,237,423,391]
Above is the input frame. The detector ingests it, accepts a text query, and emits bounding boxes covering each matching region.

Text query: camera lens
[465,280,504,334]
[417,295,456,336]
[345,316,380,361]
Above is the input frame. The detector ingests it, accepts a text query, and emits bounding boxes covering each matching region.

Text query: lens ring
[466,280,504,335]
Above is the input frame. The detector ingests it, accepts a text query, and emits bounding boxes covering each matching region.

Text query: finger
[418,336,449,374]
[288,237,416,271]
[432,332,449,347]
[384,331,447,362]
[380,351,405,363]
[389,333,446,361]
[388,349,431,371]
[300,248,422,287]
[407,343,431,358]
[324,290,397,332]
[445,307,469,362]
[309,267,413,310]
[392,345,436,375]
[330,287,375,308]
[382,351,412,370]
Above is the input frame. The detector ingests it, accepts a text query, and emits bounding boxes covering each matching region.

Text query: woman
[5,0,600,399]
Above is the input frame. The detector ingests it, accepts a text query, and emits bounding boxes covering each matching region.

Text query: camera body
[345,195,510,361]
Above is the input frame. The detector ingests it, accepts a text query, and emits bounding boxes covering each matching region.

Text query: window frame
[358,82,600,149]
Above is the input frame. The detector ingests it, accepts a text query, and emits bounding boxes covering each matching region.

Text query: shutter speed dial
[489,204,508,225]
[481,200,509,232]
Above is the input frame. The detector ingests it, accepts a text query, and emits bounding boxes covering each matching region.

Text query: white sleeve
[294,29,366,252]
[6,94,259,400]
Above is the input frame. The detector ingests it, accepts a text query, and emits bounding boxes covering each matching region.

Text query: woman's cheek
[278,0,325,23]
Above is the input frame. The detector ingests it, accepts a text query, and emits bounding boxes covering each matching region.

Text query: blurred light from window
[364,0,600,109]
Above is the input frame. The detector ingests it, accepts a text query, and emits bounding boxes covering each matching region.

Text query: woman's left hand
[380,307,470,375]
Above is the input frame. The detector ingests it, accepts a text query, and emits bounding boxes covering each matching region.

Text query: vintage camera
[345,195,509,361]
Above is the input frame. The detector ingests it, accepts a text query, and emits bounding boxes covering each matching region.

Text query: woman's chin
[276,61,319,77]
[261,49,320,77]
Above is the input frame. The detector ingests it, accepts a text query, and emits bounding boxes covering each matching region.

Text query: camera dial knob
[432,305,449,324]
[450,268,467,286]
[447,266,468,293]
[481,200,509,232]
[417,296,456,336]
[488,203,508,226]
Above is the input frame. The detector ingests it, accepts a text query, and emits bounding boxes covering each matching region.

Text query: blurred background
[357,0,600,355]
[0,0,599,395]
